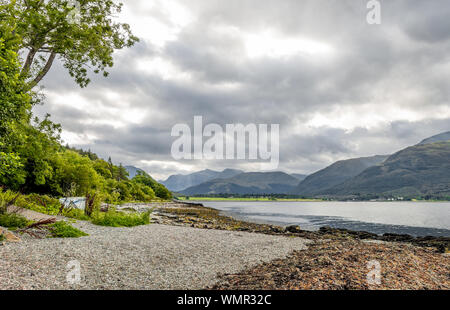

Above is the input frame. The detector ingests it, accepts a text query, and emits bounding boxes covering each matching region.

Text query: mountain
[161,169,243,192]
[124,165,145,179]
[181,172,300,195]
[291,173,308,181]
[418,131,450,145]
[323,142,450,197]
[291,155,389,196]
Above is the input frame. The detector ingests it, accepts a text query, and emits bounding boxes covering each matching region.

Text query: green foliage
[0,150,23,185]
[0,1,170,207]
[47,221,88,238]
[11,116,62,191]
[0,189,18,214]
[0,10,32,183]
[133,171,172,200]
[3,0,138,89]
[0,12,31,131]
[91,209,151,227]
[62,208,91,221]
[0,213,30,229]
[51,150,102,196]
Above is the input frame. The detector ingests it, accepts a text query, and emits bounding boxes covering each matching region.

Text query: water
[192,201,450,237]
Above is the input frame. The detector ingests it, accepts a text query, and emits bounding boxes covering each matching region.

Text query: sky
[33,0,450,180]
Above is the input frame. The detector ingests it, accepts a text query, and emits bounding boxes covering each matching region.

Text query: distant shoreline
[174,197,450,203]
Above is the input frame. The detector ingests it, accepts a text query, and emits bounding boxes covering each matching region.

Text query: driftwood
[17,218,57,238]
[84,193,96,217]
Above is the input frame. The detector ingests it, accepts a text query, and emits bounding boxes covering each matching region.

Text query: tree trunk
[25,51,56,90]
[20,48,37,77]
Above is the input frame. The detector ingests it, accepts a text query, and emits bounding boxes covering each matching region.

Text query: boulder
[285,225,302,233]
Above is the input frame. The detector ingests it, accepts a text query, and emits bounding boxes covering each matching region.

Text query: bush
[47,221,88,238]
[20,193,61,215]
[91,210,151,227]
[0,189,20,214]
[0,213,30,229]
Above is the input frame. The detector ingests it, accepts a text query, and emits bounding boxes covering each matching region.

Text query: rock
[382,233,414,242]
[269,226,283,233]
[285,225,302,233]
[0,227,21,243]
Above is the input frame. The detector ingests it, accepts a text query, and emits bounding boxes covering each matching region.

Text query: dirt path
[6,206,61,222]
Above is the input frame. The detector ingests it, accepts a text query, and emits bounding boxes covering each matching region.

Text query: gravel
[0,221,310,290]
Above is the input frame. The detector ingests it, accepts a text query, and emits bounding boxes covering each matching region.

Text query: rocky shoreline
[211,239,450,290]
[2,201,448,290]
[144,201,450,290]
[145,201,449,253]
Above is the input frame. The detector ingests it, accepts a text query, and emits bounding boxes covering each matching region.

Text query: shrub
[0,213,30,229]
[0,190,20,214]
[20,194,61,215]
[47,221,88,238]
[91,210,151,227]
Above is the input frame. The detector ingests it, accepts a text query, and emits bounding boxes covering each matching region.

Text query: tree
[7,115,62,192]
[51,150,102,196]
[2,0,138,90]
[133,171,172,200]
[117,163,129,182]
[0,9,32,185]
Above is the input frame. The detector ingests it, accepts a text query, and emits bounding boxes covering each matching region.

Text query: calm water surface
[192,201,450,237]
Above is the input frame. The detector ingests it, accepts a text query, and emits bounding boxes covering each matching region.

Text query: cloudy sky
[33,0,450,180]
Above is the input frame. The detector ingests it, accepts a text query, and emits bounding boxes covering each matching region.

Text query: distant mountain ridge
[291,155,389,196]
[161,131,450,198]
[291,174,308,181]
[181,171,300,195]
[161,169,243,192]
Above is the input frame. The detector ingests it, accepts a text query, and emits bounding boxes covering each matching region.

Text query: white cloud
[244,30,334,59]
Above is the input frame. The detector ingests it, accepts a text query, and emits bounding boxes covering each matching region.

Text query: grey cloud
[33,0,450,179]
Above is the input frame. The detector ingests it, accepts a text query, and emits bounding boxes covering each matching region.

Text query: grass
[62,208,91,221]
[0,234,5,242]
[0,213,31,229]
[91,210,151,227]
[0,190,155,228]
[47,221,89,238]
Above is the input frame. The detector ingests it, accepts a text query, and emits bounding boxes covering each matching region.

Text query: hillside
[291,174,308,182]
[418,131,450,145]
[181,172,300,195]
[161,169,243,192]
[323,142,450,197]
[291,155,389,196]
